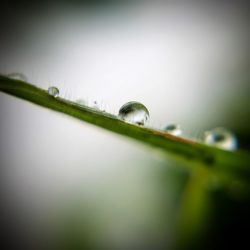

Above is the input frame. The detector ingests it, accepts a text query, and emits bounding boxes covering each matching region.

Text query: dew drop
[7,72,28,82]
[203,127,237,151]
[48,86,59,97]
[118,101,149,125]
[164,124,182,136]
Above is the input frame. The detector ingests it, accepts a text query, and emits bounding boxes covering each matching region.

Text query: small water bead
[48,86,60,97]
[7,72,28,82]
[164,124,182,136]
[203,127,237,151]
[118,101,149,125]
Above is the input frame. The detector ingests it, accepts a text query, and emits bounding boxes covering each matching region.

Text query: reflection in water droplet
[203,127,237,151]
[48,86,59,97]
[164,124,182,136]
[7,72,28,82]
[118,101,149,125]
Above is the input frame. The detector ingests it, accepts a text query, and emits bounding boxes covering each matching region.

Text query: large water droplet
[48,86,59,97]
[118,101,149,125]
[7,72,28,82]
[164,124,182,136]
[203,127,237,151]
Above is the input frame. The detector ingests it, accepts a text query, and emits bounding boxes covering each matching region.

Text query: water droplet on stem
[164,124,182,136]
[203,127,237,151]
[118,101,149,125]
[48,86,59,97]
[7,72,28,82]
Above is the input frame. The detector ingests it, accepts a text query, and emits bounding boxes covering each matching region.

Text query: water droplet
[118,101,149,125]
[7,72,28,82]
[203,127,237,151]
[48,86,59,97]
[164,124,182,136]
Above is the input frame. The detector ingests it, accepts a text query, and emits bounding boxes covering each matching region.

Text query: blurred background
[0,1,249,249]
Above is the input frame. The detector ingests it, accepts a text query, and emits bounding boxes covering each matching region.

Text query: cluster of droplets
[47,87,106,111]
[117,101,237,151]
[45,86,238,152]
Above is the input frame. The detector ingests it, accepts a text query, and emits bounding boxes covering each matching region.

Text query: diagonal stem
[1,75,250,184]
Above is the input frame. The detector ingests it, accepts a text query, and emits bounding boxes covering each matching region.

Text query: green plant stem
[1,75,250,182]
